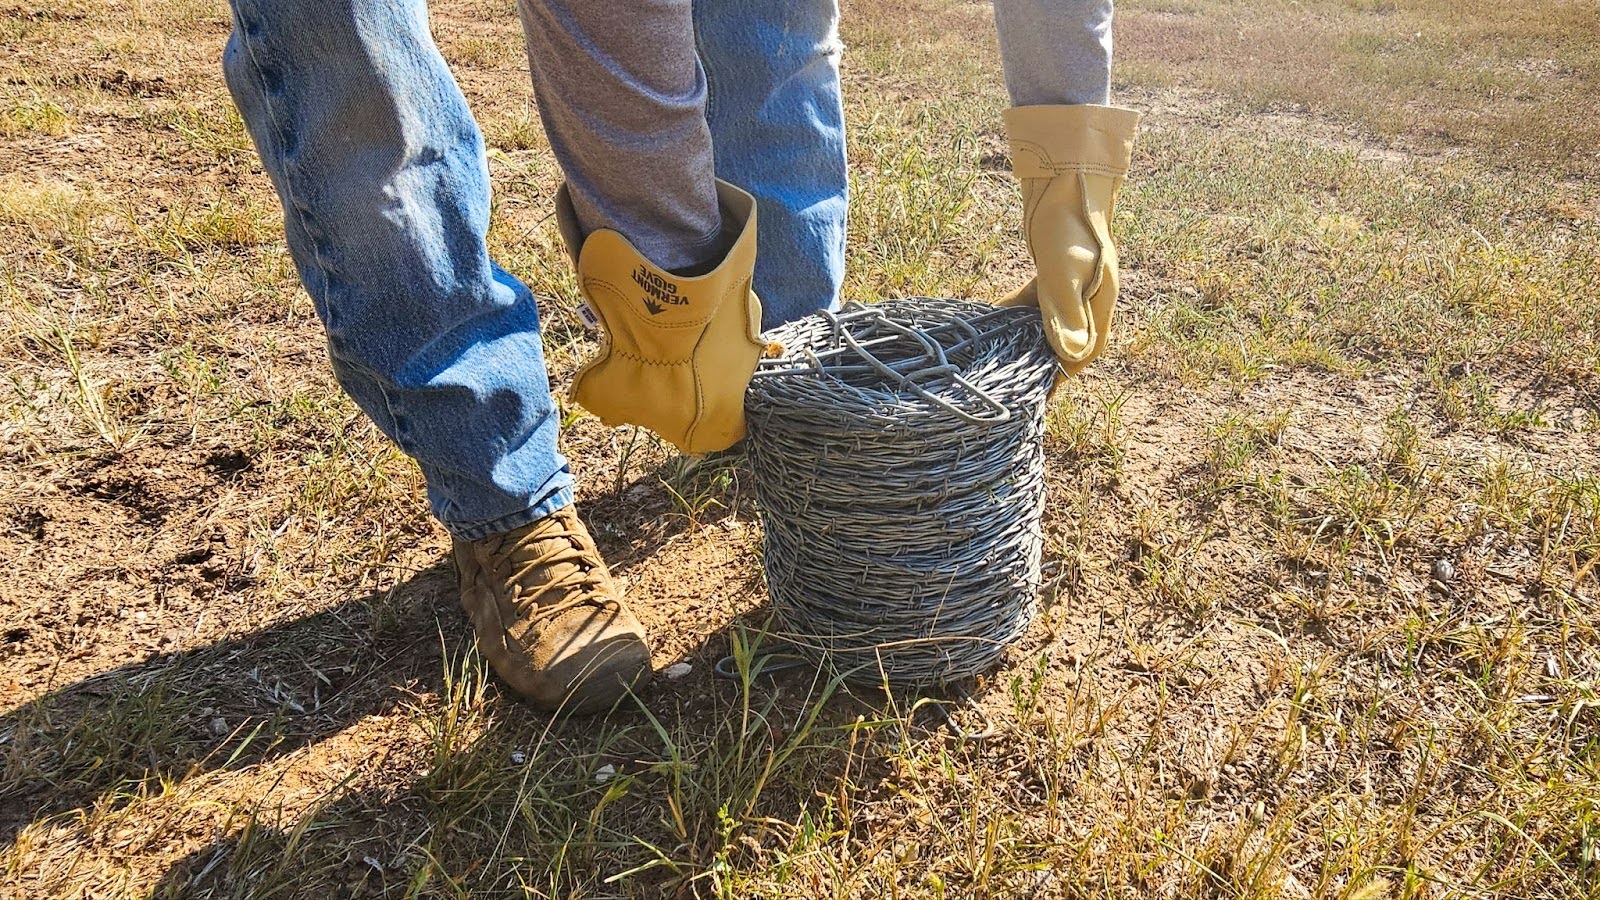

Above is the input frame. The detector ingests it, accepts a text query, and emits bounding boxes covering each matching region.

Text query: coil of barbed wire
[743,297,1060,689]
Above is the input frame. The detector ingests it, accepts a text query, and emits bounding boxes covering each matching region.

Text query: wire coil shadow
[743,298,1059,688]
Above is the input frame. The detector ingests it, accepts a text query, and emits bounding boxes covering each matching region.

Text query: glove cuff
[1003,104,1141,180]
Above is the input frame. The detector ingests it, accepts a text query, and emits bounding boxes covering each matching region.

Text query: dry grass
[2,0,1598,897]
[1117,0,1600,178]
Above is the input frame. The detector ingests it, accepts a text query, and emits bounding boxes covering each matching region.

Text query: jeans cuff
[443,487,575,542]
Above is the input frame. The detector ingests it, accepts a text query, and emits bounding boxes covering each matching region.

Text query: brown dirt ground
[2,0,1597,896]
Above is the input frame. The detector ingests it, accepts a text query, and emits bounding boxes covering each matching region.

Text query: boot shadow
[0,560,460,846]
[8,469,1019,896]
[141,602,915,899]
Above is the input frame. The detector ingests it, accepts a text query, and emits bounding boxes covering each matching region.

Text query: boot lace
[486,514,613,624]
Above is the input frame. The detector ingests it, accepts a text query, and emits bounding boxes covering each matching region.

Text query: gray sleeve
[992,0,1114,106]
[516,0,725,272]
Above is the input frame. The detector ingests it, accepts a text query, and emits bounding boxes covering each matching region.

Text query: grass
[0,94,74,137]
[1117,0,1600,177]
[2,0,1599,897]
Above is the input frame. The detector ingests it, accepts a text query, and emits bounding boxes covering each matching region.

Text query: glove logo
[632,265,690,316]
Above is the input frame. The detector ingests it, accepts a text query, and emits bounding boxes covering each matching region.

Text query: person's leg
[222,0,570,540]
[223,0,652,713]
[991,0,1114,106]
[693,0,848,329]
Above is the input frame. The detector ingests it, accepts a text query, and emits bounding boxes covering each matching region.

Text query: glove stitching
[683,276,749,450]
[607,350,695,366]
[1011,142,1128,178]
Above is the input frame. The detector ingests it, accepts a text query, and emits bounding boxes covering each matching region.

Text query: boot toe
[537,609,653,715]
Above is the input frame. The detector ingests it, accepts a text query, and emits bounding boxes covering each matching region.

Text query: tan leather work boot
[454,506,651,714]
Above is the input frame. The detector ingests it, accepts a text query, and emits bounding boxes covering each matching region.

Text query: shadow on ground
[133,601,895,899]
[0,560,460,845]
[3,460,915,898]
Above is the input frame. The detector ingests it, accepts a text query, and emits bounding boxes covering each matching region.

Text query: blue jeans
[223,0,848,539]
[223,0,1110,540]
[696,1,848,329]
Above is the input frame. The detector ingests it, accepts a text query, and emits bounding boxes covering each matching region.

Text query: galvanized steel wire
[744,298,1059,689]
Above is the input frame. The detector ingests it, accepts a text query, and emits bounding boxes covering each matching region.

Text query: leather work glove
[557,180,765,455]
[997,104,1141,374]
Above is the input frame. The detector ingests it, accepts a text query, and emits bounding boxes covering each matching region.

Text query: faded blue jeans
[223,0,1111,540]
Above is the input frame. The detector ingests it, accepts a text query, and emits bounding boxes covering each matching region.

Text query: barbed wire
[744,298,1059,689]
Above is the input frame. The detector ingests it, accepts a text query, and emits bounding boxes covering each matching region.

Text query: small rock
[1431,559,1454,583]
[510,750,527,765]
[664,662,692,680]
[595,764,616,783]
[209,717,228,736]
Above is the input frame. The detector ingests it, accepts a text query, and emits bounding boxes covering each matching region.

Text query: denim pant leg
[993,0,1115,106]
[222,0,574,541]
[694,0,849,329]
